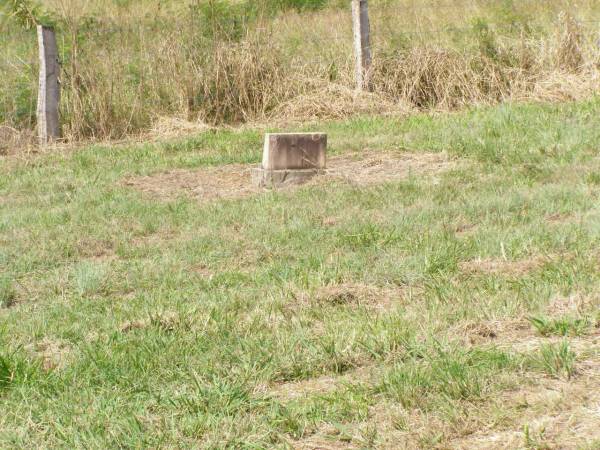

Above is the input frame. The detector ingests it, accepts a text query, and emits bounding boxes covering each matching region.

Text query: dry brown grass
[3,3,600,144]
[459,255,549,277]
[119,311,182,333]
[371,13,600,109]
[268,365,376,401]
[450,351,600,449]
[290,282,420,312]
[270,82,409,123]
[0,126,36,155]
[122,164,262,203]
[122,151,457,204]
[26,337,73,372]
[322,151,456,185]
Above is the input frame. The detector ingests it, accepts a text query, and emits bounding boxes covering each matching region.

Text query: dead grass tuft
[0,126,36,155]
[459,255,547,277]
[270,82,409,123]
[451,318,530,348]
[321,216,338,227]
[148,117,213,139]
[269,365,375,402]
[372,47,500,110]
[76,237,116,261]
[545,293,600,317]
[190,264,215,280]
[120,312,181,333]
[545,211,574,224]
[464,322,499,344]
[291,282,418,312]
[556,13,585,73]
[454,222,478,236]
[27,338,72,372]
[313,284,363,306]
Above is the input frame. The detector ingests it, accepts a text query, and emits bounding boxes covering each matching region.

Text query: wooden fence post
[351,0,372,91]
[37,25,61,144]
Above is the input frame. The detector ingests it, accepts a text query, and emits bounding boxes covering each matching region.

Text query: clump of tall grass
[371,14,598,109]
[1,1,600,143]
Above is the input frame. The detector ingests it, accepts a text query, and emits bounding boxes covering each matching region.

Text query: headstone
[252,133,327,187]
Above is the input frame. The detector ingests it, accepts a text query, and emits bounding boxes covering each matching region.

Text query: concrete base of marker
[251,167,324,188]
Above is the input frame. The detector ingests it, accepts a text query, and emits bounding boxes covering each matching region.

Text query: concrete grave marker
[252,133,327,187]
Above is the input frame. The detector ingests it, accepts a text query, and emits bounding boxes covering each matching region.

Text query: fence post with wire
[351,0,372,92]
[36,25,61,144]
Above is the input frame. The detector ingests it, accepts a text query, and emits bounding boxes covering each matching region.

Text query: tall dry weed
[2,3,600,143]
[556,13,585,72]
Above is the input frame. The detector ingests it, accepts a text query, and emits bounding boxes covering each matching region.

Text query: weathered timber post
[37,25,61,144]
[351,0,372,91]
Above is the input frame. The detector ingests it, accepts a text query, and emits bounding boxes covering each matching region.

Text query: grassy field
[2,98,600,448]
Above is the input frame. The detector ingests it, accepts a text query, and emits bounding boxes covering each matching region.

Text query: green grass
[532,340,578,380]
[528,315,591,337]
[2,98,600,447]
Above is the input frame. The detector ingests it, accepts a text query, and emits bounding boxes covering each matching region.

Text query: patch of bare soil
[122,152,456,203]
[268,365,376,402]
[322,151,456,186]
[123,164,261,203]
[289,283,420,312]
[545,292,600,317]
[291,430,362,450]
[26,338,72,371]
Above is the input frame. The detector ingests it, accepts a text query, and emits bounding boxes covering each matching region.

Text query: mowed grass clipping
[2,99,600,447]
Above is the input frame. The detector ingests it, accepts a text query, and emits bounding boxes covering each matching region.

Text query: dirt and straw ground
[2,99,600,448]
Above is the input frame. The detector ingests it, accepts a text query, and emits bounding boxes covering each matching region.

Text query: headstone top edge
[265,132,327,137]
